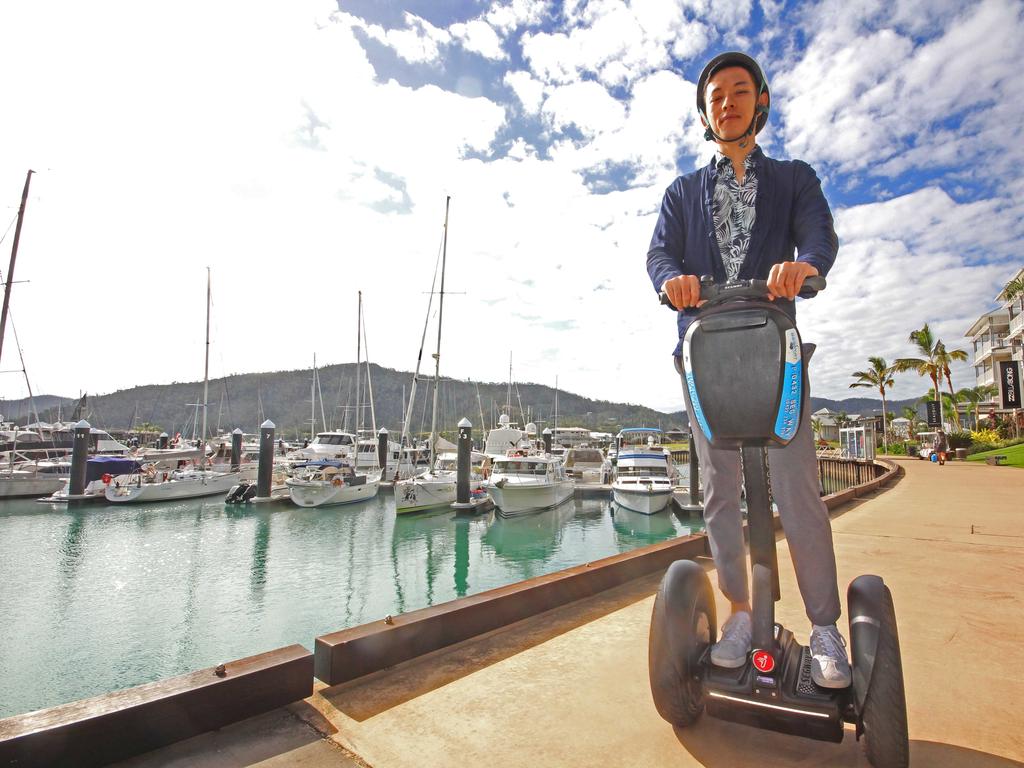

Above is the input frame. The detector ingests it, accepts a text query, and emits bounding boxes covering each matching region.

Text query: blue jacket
[646,150,838,355]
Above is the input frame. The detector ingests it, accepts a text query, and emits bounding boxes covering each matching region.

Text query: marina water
[0,492,702,719]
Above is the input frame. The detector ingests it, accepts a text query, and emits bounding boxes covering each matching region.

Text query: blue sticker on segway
[684,370,713,442]
[773,359,802,441]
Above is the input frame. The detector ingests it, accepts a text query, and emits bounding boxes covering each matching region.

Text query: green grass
[966,442,1024,468]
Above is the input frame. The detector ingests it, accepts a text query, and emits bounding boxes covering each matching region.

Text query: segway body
[648,279,908,767]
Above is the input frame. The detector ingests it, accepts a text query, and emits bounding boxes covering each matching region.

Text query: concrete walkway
[120,458,1024,767]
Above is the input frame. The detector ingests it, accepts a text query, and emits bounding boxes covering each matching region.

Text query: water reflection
[0,492,709,719]
[610,504,680,545]
[483,499,577,573]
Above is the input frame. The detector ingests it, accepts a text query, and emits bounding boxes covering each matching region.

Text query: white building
[964,267,1024,421]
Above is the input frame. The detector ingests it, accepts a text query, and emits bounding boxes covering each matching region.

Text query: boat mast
[362,300,378,438]
[355,292,362,437]
[310,354,317,441]
[0,170,34,367]
[475,383,485,446]
[316,363,327,435]
[202,267,210,465]
[397,226,444,471]
[506,352,512,418]
[429,195,451,470]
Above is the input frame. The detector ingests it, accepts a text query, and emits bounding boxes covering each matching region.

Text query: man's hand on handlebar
[767,261,819,301]
[661,275,704,309]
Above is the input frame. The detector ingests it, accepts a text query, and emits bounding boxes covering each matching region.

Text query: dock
[91,456,1024,767]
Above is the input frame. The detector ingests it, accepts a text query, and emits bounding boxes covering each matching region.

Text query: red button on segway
[752,650,775,673]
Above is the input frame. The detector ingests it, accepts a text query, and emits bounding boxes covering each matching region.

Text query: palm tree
[893,323,942,405]
[999,275,1024,302]
[850,356,895,453]
[957,384,998,429]
[934,341,969,404]
[901,406,920,439]
[940,391,962,428]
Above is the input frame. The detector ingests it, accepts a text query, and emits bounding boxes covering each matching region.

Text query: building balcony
[978,369,995,387]
[1010,311,1024,340]
[974,340,1011,365]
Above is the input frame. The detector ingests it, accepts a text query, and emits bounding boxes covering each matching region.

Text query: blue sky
[0,0,1021,414]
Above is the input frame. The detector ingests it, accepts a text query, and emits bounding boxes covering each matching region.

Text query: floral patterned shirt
[713,147,760,282]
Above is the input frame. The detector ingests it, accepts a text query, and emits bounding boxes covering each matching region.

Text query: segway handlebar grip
[658,275,827,310]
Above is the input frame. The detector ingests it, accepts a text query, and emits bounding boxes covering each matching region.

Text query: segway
[649,276,909,767]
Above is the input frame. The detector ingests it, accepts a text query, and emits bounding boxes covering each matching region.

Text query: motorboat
[394,451,486,514]
[483,414,534,458]
[563,446,611,484]
[611,428,676,515]
[483,453,574,516]
[287,431,357,463]
[286,460,380,508]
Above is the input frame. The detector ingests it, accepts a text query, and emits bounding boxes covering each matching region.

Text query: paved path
[121,458,1024,767]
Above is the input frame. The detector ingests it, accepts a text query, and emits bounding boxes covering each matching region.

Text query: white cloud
[541,80,627,136]
[451,18,507,60]
[486,0,550,32]
[504,70,547,114]
[775,0,1024,180]
[350,11,452,64]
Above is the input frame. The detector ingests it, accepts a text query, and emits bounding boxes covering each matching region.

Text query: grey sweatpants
[676,349,841,626]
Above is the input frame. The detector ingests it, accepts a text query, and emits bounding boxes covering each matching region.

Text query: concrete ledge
[0,644,313,768]
[314,532,710,686]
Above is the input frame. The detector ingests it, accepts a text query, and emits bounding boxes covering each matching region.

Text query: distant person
[647,52,849,687]
[932,429,948,465]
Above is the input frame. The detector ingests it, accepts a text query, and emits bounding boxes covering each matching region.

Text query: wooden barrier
[0,644,313,768]
[314,532,710,686]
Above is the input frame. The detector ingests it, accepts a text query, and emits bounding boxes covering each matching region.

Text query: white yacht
[394,451,486,514]
[286,460,380,508]
[483,414,534,458]
[105,466,243,503]
[0,459,70,498]
[288,431,357,463]
[611,428,676,515]
[483,454,574,516]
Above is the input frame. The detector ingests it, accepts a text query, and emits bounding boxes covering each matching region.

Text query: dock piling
[678,427,703,513]
[542,427,552,454]
[230,428,243,471]
[158,431,169,449]
[256,420,275,499]
[456,417,472,504]
[69,420,91,497]
[377,428,388,475]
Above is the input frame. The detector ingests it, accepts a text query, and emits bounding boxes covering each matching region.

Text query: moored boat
[483,453,574,516]
[611,428,676,515]
[285,460,380,507]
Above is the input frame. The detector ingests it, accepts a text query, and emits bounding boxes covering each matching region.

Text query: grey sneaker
[710,611,752,668]
[810,624,852,688]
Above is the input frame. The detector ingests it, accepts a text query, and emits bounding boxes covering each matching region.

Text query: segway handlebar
[659,275,826,310]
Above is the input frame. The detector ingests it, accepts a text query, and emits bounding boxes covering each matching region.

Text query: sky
[0,0,1021,416]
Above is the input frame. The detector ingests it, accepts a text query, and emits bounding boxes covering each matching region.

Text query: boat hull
[286,476,380,508]
[612,483,674,515]
[394,473,484,514]
[485,479,575,516]
[0,474,66,499]
[105,472,241,503]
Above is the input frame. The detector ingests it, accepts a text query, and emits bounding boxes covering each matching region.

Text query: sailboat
[395,198,484,514]
[106,269,245,503]
[287,292,382,507]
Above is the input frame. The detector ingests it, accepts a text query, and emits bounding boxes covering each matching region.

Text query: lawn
[966,442,1024,468]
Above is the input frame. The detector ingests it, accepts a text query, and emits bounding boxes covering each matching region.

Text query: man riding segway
[645,52,908,766]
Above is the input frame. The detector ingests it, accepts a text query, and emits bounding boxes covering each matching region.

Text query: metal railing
[817,457,883,495]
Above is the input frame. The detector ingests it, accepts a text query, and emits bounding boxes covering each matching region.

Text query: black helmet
[696,51,770,142]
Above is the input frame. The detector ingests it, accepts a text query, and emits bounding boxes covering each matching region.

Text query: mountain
[0,365,932,439]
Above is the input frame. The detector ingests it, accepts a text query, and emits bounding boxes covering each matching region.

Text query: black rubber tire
[648,559,716,727]
[859,586,910,768]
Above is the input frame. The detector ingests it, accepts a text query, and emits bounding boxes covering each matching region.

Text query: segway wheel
[648,559,716,727]
[853,581,909,768]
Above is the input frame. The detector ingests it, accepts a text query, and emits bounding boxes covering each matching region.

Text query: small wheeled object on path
[649,276,909,768]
